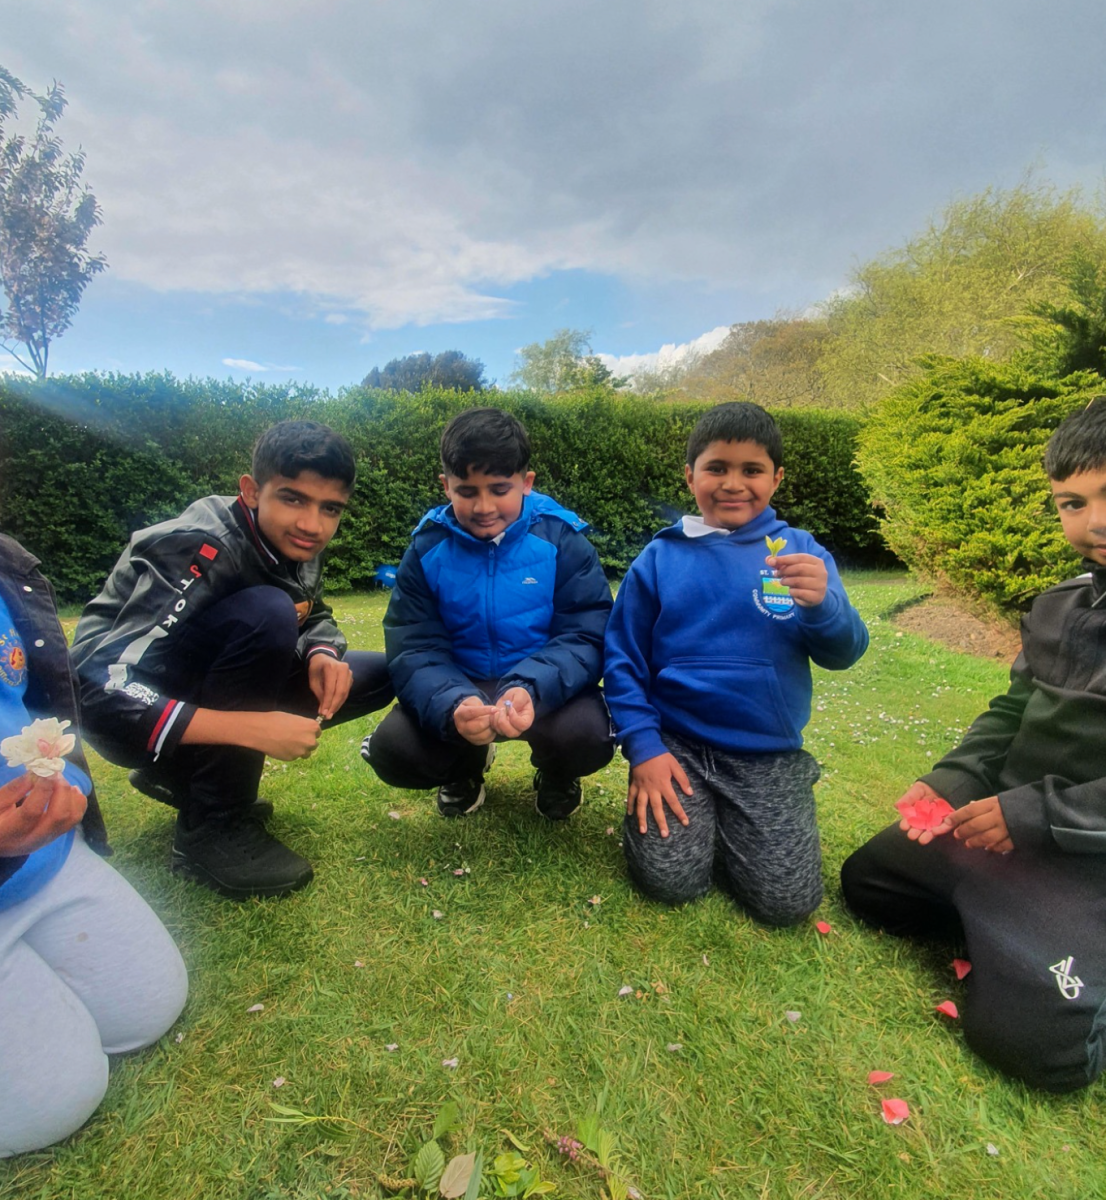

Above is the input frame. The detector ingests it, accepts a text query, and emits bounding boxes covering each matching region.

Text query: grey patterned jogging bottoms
[622,731,823,926]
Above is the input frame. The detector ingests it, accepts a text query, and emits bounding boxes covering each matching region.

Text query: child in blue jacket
[362,407,614,819]
[605,402,869,923]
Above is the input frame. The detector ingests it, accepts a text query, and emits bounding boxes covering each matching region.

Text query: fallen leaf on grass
[935,1000,959,1019]
[815,921,832,935]
[442,1057,459,1069]
[867,1070,895,1085]
[439,1151,477,1198]
[986,1143,999,1156]
[246,1003,264,1013]
[666,1043,683,1053]
[881,1098,910,1125]
[952,958,972,980]
[895,795,954,831]
[702,954,709,966]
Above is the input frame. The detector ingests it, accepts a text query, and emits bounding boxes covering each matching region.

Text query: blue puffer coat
[384,492,612,739]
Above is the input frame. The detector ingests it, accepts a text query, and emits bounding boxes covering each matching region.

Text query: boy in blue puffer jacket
[362,407,614,819]
[604,402,868,923]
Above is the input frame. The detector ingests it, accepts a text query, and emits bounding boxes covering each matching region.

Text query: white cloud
[9,0,1106,334]
[222,358,299,372]
[0,354,33,376]
[598,326,731,382]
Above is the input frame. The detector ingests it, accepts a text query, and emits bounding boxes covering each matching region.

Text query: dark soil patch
[892,596,1021,661]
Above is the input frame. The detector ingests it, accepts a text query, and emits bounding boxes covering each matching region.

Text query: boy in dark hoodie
[362,407,613,819]
[842,397,1106,1093]
[604,401,868,923]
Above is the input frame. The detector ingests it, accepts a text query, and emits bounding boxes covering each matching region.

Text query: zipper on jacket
[487,544,499,678]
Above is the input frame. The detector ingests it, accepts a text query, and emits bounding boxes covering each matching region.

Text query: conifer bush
[856,358,1103,611]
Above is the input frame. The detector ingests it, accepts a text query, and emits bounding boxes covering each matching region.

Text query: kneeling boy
[842,398,1106,1092]
[71,420,393,898]
[362,407,614,818]
[605,402,869,924]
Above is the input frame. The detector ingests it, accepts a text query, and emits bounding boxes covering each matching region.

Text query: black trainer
[437,745,495,818]
[171,811,313,899]
[130,769,274,821]
[534,771,582,821]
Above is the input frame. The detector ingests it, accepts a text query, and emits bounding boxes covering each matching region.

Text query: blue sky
[5,1,1106,389]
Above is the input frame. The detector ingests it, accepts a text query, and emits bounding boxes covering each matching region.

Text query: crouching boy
[605,402,869,923]
[842,398,1106,1092]
[70,421,393,899]
[362,407,614,818]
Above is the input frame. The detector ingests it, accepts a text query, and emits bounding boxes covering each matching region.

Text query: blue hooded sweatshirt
[604,506,868,765]
[384,491,612,740]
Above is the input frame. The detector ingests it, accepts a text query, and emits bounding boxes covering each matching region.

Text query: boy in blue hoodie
[362,407,613,819]
[604,402,868,923]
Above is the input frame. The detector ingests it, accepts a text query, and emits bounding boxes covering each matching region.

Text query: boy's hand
[896,780,955,843]
[453,696,499,745]
[251,712,323,760]
[491,687,534,739]
[0,773,86,856]
[948,796,1013,853]
[627,753,693,838]
[308,654,353,721]
[767,552,828,607]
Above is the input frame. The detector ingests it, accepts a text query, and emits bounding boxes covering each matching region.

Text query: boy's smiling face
[239,470,350,562]
[686,438,784,530]
[441,466,536,540]
[1051,465,1106,566]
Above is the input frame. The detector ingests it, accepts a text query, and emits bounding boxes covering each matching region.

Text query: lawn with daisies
[3,573,1103,1200]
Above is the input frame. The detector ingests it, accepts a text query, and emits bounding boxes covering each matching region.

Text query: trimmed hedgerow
[856,357,1103,612]
[0,374,886,600]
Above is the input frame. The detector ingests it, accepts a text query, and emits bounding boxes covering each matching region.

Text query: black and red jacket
[70,494,346,767]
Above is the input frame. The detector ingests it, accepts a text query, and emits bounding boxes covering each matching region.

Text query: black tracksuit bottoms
[841,823,1106,1092]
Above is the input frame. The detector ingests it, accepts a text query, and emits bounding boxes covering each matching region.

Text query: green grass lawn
[4,575,1103,1200]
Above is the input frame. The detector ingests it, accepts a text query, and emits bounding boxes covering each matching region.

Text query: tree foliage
[818,182,1106,409]
[361,349,485,392]
[0,66,106,378]
[678,317,834,407]
[510,328,627,393]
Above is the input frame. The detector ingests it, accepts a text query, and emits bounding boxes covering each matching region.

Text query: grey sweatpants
[0,835,188,1157]
[622,732,823,925]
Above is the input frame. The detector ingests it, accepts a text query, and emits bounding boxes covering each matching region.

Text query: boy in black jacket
[71,421,393,899]
[842,398,1106,1091]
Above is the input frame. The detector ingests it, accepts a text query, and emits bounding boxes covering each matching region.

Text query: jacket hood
[415,490,588,542]
[655,506,787,545]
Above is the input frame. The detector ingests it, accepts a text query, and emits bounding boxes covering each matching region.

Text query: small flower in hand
[2,718,76,777]
[895,794,954,831]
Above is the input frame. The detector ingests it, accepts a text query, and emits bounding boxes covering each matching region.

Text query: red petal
[815,921,832,935]
[935,1000,959,1019]
[952,958,972,980]
[881,1098,910,1125]
[868,1070,895,1085]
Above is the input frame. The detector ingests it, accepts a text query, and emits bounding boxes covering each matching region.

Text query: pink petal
[246,1003,264,1013]
[815,921,832,935]
[868,1070,895,1085]
[881,1098,910,1125]
[453,868,465,876]
[952,958,972,980]
[419,878,429,886]
[935,1000,959,1019]
[353,960,364,968]
[588,895,602,906]
[272,1077,286,1088]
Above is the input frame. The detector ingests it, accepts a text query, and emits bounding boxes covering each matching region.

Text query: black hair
[1044,397,1106,481]
[250,420,356,489]
[440,407,531,478]
[686,401,783,471]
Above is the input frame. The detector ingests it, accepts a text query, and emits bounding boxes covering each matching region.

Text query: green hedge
[856,358,1103,611]
[0,374,886,601]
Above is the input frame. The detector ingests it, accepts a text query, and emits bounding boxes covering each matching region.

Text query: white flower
[1,718,76,777]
